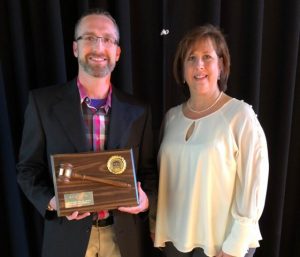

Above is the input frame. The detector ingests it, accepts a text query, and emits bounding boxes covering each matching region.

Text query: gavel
[57,163,131,188]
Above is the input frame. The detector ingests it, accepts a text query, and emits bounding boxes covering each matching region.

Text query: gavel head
[57,163,73,182]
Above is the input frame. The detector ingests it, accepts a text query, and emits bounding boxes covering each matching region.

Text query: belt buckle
[93,215,113,227]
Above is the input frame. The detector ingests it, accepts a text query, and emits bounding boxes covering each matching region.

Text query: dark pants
[163,242,256,257]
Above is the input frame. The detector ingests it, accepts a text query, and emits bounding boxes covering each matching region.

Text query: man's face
[73,14,121,78]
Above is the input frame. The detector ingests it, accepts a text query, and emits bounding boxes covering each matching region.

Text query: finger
[50,196,57,210]
[214,252,220,257]
[66,211,90,220]
[66,211,79,220]
[75,212,91,220]
[150,233,155,242]
[138,189,149,211]
[118,206,140,214]
[137,181,141,190]
[118,197,146,213]
[118,182,149,213]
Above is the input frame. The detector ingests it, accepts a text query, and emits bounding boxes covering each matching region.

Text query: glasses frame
[76,35,119,47]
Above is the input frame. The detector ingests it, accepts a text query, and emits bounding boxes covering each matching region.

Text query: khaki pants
[85,225,121,257]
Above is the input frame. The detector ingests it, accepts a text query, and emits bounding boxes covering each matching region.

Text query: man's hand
[48,196,90,220]
[48,196,57,211]
[118,182,149,214]
[66,211,91,220]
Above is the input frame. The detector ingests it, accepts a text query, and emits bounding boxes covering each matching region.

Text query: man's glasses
[76,35,118,47]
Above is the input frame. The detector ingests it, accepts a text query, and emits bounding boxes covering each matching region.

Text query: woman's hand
[215,251,235,257]
[118,182,149,214]
[150,233,155,242]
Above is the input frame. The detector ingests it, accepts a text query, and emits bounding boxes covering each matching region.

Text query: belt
[92,215,114,227]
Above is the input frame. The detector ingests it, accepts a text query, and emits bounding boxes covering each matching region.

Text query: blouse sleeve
[222,104,269,257]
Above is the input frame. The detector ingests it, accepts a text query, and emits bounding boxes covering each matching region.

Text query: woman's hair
[173,24,230,92]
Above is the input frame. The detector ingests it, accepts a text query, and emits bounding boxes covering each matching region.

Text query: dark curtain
[0,0,299,256]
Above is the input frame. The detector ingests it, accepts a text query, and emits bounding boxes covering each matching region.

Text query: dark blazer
[17,79,157,257]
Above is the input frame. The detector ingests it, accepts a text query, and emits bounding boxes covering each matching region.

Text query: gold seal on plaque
[107,155,127,174]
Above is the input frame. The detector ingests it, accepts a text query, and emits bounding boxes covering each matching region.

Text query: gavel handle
[72,172,131,188]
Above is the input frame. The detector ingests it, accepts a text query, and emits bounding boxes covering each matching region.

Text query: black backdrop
[0,1,299,257]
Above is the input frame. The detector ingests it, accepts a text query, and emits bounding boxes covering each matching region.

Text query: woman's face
[183,38,222,96]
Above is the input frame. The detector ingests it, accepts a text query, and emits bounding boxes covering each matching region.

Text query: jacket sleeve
[137,105,158,229]
[17,92,54,217]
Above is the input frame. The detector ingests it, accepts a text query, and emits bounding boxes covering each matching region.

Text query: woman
[154,24,269,257]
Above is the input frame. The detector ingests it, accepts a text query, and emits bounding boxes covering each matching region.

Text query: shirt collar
[77,78,112,114]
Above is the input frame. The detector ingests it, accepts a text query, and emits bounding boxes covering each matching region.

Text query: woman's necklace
[187,91,223,114]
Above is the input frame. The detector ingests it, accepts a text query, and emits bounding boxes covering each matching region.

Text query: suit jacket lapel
[52,79,89,152]
[51,83,137,152]
[107,88,133,150]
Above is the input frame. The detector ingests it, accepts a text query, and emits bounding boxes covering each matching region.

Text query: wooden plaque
[50,148,138,216]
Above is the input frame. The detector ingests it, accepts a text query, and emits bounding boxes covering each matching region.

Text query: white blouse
[154,98,269,257]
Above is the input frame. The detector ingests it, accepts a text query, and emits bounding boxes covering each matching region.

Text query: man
[17,9,157,257]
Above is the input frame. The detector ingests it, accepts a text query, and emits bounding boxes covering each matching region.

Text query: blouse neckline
[181,98,236,121]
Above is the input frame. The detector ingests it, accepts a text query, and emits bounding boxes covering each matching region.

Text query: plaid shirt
[77,79,112,219]
[77,79,111,152]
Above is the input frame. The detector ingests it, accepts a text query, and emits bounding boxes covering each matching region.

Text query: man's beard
[78,53,116,78]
